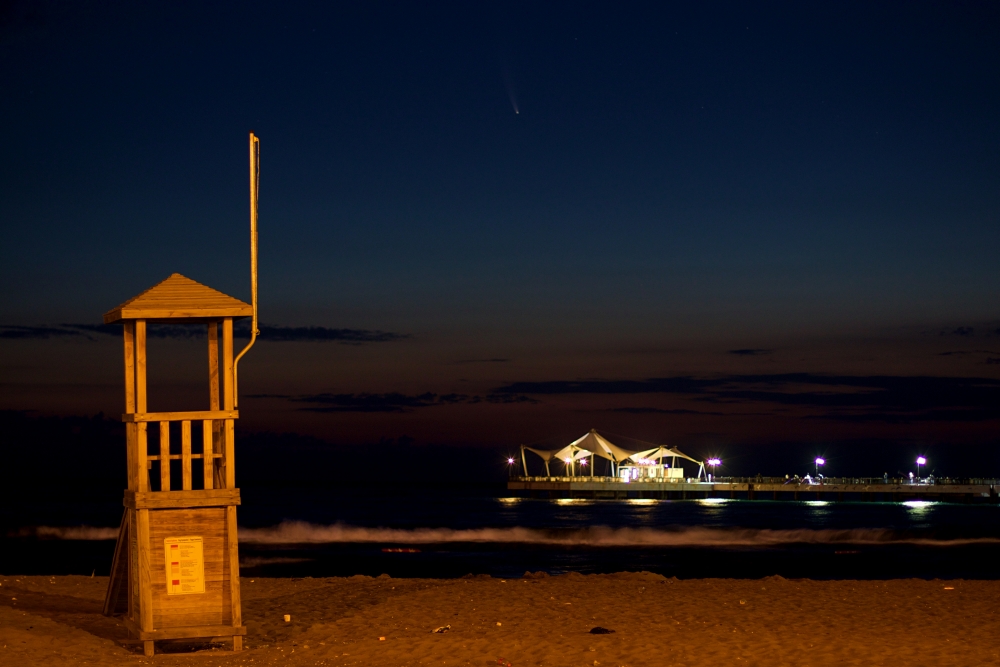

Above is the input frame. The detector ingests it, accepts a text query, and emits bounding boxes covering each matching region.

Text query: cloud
[493,377,721,395]
[941,327,975,337]
[254,390,538,412]
[728,349,772,356]
[492,373,1000,424]
[289,392,469,413]
[939,350,1000,357]
[456,358,511,364]
[608,407,725,415]
[0,325,88,339]
[1,322,408,343]
[253,325,408,343]
[484,393,538,404]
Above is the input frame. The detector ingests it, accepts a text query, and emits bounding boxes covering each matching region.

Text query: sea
[3,485,1000,580]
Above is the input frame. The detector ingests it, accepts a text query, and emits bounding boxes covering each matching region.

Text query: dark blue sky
[2,1,999,453]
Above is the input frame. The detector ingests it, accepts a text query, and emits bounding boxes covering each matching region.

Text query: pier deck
[507,476,999,503]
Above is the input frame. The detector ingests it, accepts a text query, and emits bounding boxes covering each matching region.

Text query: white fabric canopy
[521,430,705,477]
[568,430,636,463]
[627,445,701,465]
[552,445,593,462]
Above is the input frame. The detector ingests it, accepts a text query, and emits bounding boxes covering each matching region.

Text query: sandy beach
[1,572,997,666]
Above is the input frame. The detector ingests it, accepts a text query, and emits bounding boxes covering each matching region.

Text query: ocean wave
[22,526,121,540]
[237,522,1000,548]
[16,522,1000,548]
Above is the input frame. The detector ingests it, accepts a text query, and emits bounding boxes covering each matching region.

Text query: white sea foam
[20,522,1000,548]
[236,522,1000,548]
[30,526,120,540]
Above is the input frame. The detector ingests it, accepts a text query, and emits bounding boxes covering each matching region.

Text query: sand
[1,573,997,666]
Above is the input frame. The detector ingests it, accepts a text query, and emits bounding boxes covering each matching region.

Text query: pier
[508,476,1000,503]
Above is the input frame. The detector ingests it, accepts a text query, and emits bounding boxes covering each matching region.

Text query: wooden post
[208,322,220,409]
[209,322,224,489]
[136,321,148,493]
[222,318,235,489]
[221,316,242,650]
[202,420,214,490]
[181,420,192,490]
[136,505,153,654]
[124,322,136,491]
[227,504,242,651]
[159,421,171,491]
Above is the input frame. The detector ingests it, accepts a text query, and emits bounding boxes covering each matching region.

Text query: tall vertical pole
[233,132,260,406]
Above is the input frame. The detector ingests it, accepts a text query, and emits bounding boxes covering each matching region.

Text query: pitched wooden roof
[104,273,253,323]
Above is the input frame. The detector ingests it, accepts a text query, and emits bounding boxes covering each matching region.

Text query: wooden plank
[137,423,148,493]
[181,421,192,490]
[135,320,149,493]
[126,423,137,492]
[148,508,230,629]
[103,509,129,616]
[122,616,246,640]
[202,420,214,490]
[222,318,235,489]
[209,323,223,491]
[159,422,171,491]
[123,410,239,423]
[128,509,137,623]
[123,489,241,510]
[147,454,201,461]
[226,505,242,632]
[136,508,153,633]
[110,307,253,321]
[224,420,236,489]
[135,320,147,412]
[208,322,219,409]
[222,319,234,411]
[124,322,135,413]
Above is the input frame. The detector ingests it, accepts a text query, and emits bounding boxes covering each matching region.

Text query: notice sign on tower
[164,536,206,595]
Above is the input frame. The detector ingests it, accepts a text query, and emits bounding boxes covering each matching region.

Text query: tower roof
[103,273,253,323]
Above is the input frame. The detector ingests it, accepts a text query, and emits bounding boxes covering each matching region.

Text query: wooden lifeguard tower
[103,134,261,657]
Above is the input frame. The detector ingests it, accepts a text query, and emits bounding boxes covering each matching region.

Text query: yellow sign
[164,536,206,595]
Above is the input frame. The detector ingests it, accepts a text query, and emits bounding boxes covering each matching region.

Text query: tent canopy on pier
[520,429,703,476]
[629,446,701,465]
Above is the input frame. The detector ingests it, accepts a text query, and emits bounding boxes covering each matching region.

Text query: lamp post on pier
[814,457,825,477]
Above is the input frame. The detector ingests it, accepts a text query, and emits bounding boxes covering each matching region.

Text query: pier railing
[513,475,1000,486]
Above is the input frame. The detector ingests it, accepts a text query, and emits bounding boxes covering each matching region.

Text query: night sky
[2,2,999,475]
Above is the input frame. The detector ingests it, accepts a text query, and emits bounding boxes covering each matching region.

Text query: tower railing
[123,410,237,492]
